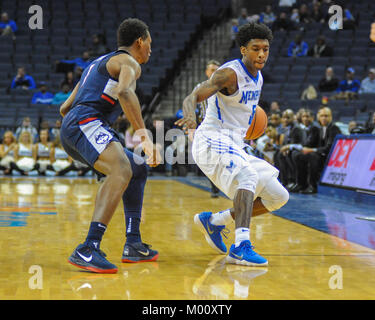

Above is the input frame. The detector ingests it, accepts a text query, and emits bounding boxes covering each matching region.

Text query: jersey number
[248,105,257,124]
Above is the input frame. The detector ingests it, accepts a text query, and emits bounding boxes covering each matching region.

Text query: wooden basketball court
[0,177,374,300]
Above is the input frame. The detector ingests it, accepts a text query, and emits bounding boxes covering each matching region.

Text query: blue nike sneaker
[68,244,118,274]
[121,242,159,263]
[226,240,268,266]
[194,212,229,254]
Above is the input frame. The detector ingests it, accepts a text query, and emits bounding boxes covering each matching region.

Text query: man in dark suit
[274,109,304,187]
[295,107,341,194]
[283,109,321,193]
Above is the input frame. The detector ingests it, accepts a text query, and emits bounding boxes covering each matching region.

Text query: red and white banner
[320,137,375,192]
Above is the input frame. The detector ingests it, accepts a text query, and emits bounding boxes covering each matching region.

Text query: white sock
[235,227,250,247]
[209,209,234,226]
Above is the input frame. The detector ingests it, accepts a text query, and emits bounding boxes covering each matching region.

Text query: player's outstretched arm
[175,68,236,131]
[60,82,80,117]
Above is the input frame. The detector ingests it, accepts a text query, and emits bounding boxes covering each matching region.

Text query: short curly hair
[117,18,149,47]
[235,22,273,47]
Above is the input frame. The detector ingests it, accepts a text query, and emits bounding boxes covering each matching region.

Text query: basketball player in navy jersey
[60,19,161,273]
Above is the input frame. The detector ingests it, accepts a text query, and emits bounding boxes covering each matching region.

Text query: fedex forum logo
[328,139,358,168]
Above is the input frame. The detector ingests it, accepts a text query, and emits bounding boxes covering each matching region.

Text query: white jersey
[199,59,263,146]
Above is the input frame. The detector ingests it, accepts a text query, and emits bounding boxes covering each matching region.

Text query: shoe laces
[242,241,255,251]
[221,227,230,239]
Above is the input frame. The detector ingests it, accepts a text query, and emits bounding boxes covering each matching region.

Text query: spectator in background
[11,67,36,90]
[88,33,108,58]
[31,82,54,105]
[15,117,38,143]
[0,12,17,40]
[279,0,296,7]
[298,4,311,24]
[51,119,62,140]
[308,35,333,57]
[33,129,52,175]
[230,19,239,49]
[285,109,321,193]
[359,68,375,94]
[10,130,37,176]
[331,67,360,100]
[269,110,283,134]
[270,100,281,113]
[0,131,17,175]
[311,1,325,23]
[290,8,300,24]
[297,107,341,194]
[259,5,276,27]
[238,8,249,27]
[318,66,339,92]
[274,109,304,188]
[57,51,92,72]
[52,84,71,105]
[273,12,294,32]
[287,34,308,57]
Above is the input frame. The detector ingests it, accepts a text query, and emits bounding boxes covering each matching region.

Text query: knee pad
[235,167,259,194]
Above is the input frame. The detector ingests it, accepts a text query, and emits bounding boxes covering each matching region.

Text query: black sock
[84,221,107,249]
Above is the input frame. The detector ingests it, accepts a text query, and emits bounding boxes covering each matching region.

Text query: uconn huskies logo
[239,90,260,104]
[95,132,110,144]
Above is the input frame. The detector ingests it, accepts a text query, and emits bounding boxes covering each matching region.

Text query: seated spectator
[46,133,77,176]
[269,110,283,134]
[311,2,325,23]
[10,131,37,176]
[273,12,294,32]
[298,4,311,24]
[56,51,92,72]
[255,125,281,164]
[301,84,318,100]
[270,101,281,113]
[295,107,341,194]
[11,66,36,90]
[33,129,52,175]
[88,33,108,59]
[319,66,339,92]
[238,8,250,27]
[308,36,333,57]
[51,119,62,140]
[52,84,72,105]
[31,82,54,105]
[287,34,308,57]
[282,109,320,193]
[278,0,296,7]
[274,109,304,188]
[331,67,360,100]
[230,19,239,49]
[290,8,300,24]
[15,117,38,143]
[0,12,17,40]
[0,131,17,175]
[259,5,276,27]
[359,68,375,94]
[60,71,75,91]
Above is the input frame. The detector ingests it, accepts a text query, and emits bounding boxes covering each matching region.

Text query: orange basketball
[245,106,268,140]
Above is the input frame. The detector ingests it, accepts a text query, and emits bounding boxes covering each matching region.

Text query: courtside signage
[320,135,375,192]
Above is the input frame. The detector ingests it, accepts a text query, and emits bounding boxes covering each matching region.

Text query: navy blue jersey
[71,49,130,125]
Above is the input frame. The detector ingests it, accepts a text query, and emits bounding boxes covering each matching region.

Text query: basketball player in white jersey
[176,23,289,266]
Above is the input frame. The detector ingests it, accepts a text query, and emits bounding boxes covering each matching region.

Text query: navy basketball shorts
[60,110,120,169]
